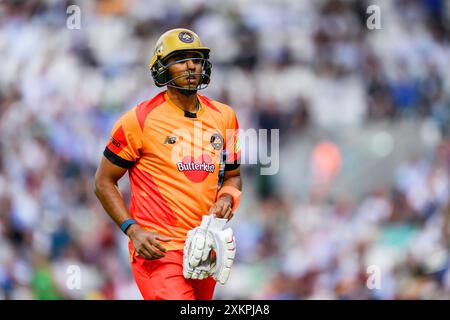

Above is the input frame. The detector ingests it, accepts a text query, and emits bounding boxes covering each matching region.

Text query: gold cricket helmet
[149,28,212,89]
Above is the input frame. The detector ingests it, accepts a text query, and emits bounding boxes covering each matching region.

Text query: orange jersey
[104,91,240,254]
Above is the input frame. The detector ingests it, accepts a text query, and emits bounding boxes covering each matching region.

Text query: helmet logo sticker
[178,31,194,43]
[155,44,164,55]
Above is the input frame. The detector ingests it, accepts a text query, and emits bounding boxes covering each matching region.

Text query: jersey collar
[164,91,206,118]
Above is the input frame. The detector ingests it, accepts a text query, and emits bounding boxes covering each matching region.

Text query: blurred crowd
[0,0,449,299]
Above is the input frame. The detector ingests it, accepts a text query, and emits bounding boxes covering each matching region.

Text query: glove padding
[183,215,216,280]
[183,215,236,284]
[208,227,236,284]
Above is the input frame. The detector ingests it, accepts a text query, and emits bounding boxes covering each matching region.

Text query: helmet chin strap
[168,71,199,96]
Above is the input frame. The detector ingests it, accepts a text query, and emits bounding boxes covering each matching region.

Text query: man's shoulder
[135,91,167,113]
[121,92,166,113]
[115,92,166,131]
[198,94,235,115]
[129,92,167,126]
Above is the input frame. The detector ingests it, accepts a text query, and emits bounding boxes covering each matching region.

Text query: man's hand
[208,194,233,220]
[126,224,171,260]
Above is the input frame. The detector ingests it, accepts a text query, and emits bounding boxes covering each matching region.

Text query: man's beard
[177,87,198,96]
[173,71,199,96]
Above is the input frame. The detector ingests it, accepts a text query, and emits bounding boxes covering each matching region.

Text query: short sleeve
[224,109,241,171]
[103,107,143,168]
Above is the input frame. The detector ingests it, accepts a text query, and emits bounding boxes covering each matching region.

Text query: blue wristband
[120,219,137,234]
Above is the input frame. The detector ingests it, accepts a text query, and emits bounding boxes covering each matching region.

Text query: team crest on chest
[210,133,223,150]
[164,135,178,144]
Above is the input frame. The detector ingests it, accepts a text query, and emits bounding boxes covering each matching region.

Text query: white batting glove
[183,215,236,284]
[208,227,236,285]
[183,215,215,280]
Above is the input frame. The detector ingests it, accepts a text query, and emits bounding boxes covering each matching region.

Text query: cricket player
[94,28,242,300]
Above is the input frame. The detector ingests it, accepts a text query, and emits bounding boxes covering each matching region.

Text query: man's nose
[186,59,195,70]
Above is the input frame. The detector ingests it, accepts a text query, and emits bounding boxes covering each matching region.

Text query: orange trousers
[130,249,216,300]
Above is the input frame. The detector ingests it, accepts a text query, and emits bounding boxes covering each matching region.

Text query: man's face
[165,51,203,89]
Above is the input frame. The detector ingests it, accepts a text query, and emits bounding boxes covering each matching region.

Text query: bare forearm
[94,180,132,228]
[220,175,242,192]
[95,178,171,258]
[209,174,242,219]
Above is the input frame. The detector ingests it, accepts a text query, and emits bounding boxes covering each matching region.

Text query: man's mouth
[186,75,197,84]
